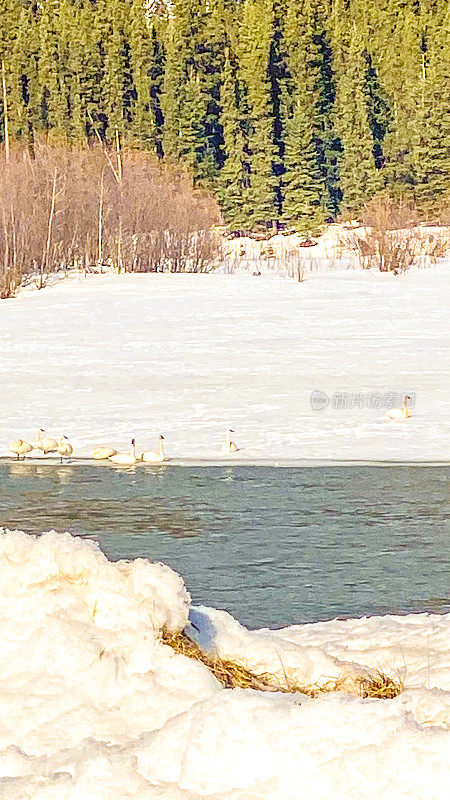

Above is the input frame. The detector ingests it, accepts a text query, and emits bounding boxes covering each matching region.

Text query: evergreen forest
[1,0,449,230]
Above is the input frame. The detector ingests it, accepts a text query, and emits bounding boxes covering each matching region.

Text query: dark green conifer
[219,47,248,227]
[335,25,380,212]
[102,0,130,136]
[413,4,450,212]
[238,0,277,227]
[284,0,339,216]
[38,0,67,135]
[283,101,326,233]
[148,24,165,157]
[129,0,157,149]
[178,68,204,175]
[378,6,423,198]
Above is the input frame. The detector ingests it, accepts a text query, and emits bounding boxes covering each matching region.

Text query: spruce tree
[330,0,348,74]
[161,1,204,166]
[59,0,94,141]
[268,0,288,219]
[0,0,32,143]
[283,101,325,233]
[413,3,450,212]
[335,25,380,213]
[177,68,204,175]
[197,1,229,184]
[219,47,248,227]
[377,5,424,198]
[148,24,165,157]
[363,51,391,171]
[38,0,67,135]
[161,12,183,159]
[283,0,339,217]
[129,0,157,150]
[238,0,277,228]
[3,4,28,143]
[162,0,225,182]
[102,0,130,136]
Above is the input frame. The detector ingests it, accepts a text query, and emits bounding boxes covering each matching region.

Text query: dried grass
[315,671,402,700]
[161,629,403,700]
[161,629,279,692]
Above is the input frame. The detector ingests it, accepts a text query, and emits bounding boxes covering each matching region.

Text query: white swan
[384,395,412,421]
[57,436,73,462]
[108,439,138,466]
[35,428,58,454]
[142,435,166,463]
[220,428,238,455]
[9,439,33,460]
[93,446,118,460]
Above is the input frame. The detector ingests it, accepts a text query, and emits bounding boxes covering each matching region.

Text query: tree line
[0,0,449,232]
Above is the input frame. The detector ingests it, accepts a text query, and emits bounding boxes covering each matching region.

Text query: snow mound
[0,527,190,634]
[135,689,449,799]
[0,528,219,758]
[0,529,449,800]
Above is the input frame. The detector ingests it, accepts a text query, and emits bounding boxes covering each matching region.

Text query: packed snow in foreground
[1,264,449,461]
[0,529,448,800]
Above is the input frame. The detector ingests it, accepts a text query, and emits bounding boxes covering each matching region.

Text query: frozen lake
[1,268,449,461]
[2,462,448,628]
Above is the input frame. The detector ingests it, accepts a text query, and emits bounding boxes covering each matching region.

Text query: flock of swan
[7,399,412,464]
[8,428,239,464]
[9,429,74,461]
[94,435,173,466]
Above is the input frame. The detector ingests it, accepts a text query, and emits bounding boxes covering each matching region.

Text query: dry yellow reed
[161,629,402,699]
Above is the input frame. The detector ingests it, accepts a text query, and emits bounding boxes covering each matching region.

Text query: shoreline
[1,456,449,467]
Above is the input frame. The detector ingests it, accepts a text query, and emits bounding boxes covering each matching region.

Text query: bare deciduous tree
[0,142,222,297]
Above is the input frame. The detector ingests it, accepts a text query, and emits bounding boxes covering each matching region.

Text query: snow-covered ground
[0,529,448,800]
[1,263,449,460]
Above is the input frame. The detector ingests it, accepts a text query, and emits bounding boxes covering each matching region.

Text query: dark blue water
[0,463,448,628]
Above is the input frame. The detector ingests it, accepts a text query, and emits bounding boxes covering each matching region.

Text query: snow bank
[0,529,219,755]
[135,689,449,799]
[0,529,448,799]
[189,606,450,728]
[223,224,450,274]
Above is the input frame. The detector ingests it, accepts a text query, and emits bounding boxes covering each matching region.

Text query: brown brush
[161,629,403,699]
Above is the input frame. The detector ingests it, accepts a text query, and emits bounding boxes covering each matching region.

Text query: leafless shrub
[246,251,308,281]
[361,195,420,231]
[286,252,306,282]
[417,231,450,266]
[437,199,450,226]
[338,196,419,274]
[0,142,222,296]
[420,195,450,227]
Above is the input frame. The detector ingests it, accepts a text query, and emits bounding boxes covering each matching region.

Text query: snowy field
[0,529,448,800]
[1,259,449,796]
[1,262,449,461]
